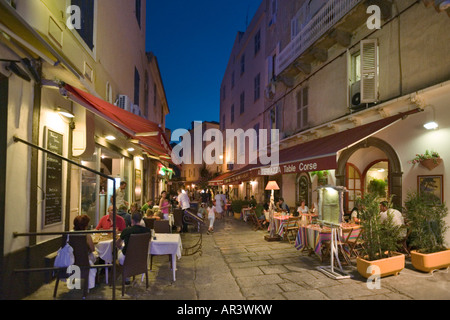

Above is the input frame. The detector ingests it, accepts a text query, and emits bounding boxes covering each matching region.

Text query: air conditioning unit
[116,95,132,112]
[350,80,363,110]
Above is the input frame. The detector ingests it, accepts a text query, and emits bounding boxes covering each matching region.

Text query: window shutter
[360,39,378,103]
[267,56,273,84]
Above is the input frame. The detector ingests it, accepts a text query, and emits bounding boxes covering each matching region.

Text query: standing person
[214,191,224,219]
[206,201,216,235]
[177,189,191,232]
[159,190,171,220]
[115,181,128,208]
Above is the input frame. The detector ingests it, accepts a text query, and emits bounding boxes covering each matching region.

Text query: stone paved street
[24,215,450,301]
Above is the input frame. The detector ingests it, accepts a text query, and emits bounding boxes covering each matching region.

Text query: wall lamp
[423,105,438,130]
[55,107,74,118]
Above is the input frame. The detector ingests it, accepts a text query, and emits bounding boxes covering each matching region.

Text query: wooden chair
[150,220,172,270]
[284,217,301,244]
[340,228,364,262]
[249,213,264,230]
[53,235,91,299]
[143,217,156,230]
[117,233,151,296]
[154,220,171,233]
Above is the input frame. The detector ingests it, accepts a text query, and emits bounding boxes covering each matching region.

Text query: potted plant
[404,191,449,273]
[356,193,406,278]
[367,179,387,198]
[409,150,442,170]
[231,200,244,220]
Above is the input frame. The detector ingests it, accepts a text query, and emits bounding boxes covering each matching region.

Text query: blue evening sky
[146,0,262,140]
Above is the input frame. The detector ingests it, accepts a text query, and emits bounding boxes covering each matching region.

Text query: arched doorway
[296,173,312,207]
[336,137,403,209]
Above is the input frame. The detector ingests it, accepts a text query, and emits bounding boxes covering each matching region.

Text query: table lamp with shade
[264,180,281,241]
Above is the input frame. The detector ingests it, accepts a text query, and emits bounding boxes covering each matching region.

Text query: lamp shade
[265,181,280,190]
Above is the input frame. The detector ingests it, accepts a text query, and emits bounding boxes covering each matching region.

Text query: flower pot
[420,158,442,170]
[411,249,450,273]
[234,212,241,220]
[357,252,405,279]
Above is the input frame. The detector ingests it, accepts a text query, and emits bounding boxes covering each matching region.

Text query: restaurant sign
[258,156,337,176]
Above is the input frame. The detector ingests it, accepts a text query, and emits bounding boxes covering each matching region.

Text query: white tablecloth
[149,233,183,281]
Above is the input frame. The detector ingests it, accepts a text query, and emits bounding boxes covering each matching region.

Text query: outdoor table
[92,233,117,284]
[241,207,254,221]
[300,213,318,225]
[273,214,291,238]
[149,233,183,281]
[295,223,361,262]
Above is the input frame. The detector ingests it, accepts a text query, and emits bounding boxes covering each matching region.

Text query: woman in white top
[297,200,309,225]
[207,201,216,234]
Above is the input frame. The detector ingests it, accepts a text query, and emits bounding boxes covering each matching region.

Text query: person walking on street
[206,201,216,235]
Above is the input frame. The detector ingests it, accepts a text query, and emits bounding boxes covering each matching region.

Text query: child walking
[207,201,216,235]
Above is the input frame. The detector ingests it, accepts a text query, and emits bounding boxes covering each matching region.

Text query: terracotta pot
[357,252,405,278]
[411,249,450,273]
[234,212,241,220]
[420,158,442,170]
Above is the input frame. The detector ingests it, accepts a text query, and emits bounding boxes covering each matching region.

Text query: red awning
[208,171,236,186]
[61,84,172,159]
[225,109,420,179]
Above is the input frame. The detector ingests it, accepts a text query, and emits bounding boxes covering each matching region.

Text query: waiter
[116,181,129,208]
[177,189,191,232]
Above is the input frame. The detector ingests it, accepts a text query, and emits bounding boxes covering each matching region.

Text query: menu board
[44,129,63,227]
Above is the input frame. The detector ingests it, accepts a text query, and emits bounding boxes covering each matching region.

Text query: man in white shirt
[177,189,190,210]
[214,192,224,219]
[379,201,406,238]
[177,189,191,232]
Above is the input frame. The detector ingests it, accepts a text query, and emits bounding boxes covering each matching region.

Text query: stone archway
[335,137,403,209]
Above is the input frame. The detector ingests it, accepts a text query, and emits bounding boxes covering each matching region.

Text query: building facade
[219,0,450,242]
[0,0,170,299]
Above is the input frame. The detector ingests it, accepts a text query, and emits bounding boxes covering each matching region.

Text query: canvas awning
[61,83,172,159]
[223,109,420,180]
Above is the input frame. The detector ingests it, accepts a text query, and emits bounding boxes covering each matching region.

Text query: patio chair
[249,212,264,231]
[53,235,91,299]
[150,220,172,270]
[285,217,301,244]
[143,217,156,230]
[116,232,151,296]
[154,220,171,233]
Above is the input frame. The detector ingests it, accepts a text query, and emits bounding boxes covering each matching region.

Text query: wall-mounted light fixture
[55,107,74,118]
[105,135,116,141]
[423,105,438,130]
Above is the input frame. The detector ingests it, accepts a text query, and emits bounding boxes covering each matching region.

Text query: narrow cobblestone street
[24,215,450,301]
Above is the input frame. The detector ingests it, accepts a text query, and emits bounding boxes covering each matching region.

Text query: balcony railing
[276,0,363,75]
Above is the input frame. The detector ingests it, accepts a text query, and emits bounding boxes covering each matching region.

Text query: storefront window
[81,151,98,227]
[346,163,362,213]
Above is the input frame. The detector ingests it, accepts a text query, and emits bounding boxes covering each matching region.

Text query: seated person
[96,205,126,232]
[297,200,309,215]
[73,214,98,289]
[116,212,151,266]
[145,208,161,220]
[278,198,290,213]
[350,205,361,224]
[117,205,132,227]
[379,201,406,238]
[141,199,154,213]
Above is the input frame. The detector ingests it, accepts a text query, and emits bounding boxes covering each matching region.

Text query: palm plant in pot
[404,191,449,273]
[356,193,406,278]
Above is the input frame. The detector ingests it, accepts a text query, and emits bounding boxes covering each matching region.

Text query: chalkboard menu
[44,129,63,227]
